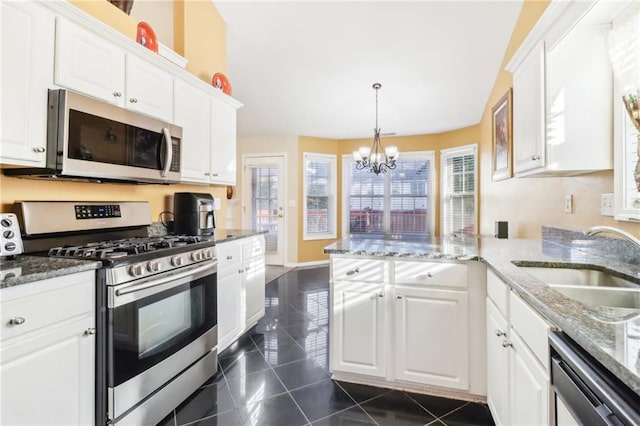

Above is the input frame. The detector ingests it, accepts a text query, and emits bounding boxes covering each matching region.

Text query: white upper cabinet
[0,1,55,166]
[55,17,173,122]
[174,80,212,183]
[125,55,173,122]
[512,42,546,175]
[210,97,238,185]
[507,0,625,177]
[55,17,126,107]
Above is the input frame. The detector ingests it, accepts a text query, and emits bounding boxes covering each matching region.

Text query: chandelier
[352,83,399,174]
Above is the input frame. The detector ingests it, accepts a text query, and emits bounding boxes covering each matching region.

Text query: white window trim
[613,82,640,221]
[342,150,436,238]
[440,144,478,237]
[303,152,337,240]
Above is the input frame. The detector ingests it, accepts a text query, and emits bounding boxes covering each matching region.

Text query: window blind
[303,153,337,240]
[441,145,477,237]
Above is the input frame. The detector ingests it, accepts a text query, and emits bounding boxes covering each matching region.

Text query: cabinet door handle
[495,329,506,337]
[530,155,540,161]
[378,292,384,298]
[211,173,219,177]
[226,255,233,260]
[417,272,433,280]
[238,269,244,274]
[345,268,360,276]
[396,295,402,300]
[84,328,96,336]
[501,340,512,348]
[113,91,122,97]
[32,146,45,153]
[129,98,138,103]
[8,316,25,325]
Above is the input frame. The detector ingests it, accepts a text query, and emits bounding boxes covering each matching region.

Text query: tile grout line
[333,380,383,425]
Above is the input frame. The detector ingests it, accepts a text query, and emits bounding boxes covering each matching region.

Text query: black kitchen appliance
[174,192,216,236]
[14,201,218,426]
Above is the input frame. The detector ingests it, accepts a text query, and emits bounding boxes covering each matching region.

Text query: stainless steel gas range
[15,201,218,426]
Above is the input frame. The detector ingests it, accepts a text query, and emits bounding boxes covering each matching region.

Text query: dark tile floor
[158,266,495,426]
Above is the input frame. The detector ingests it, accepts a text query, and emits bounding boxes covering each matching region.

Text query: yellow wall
[478,0,639,238]
[174,0,227,82]
[0,1,229,224]
[298,136,341,263]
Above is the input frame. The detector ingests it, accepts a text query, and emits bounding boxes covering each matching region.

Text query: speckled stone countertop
[212,229,268,244]
[324,235,640,396]
[0,256,101,289]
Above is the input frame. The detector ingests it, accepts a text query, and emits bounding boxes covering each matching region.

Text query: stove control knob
[171,256,184,267]
[203,249,213,260]
[1,218,12,227]
[147,261,161,273]
[191,251,203,262]
[129,264,144,277]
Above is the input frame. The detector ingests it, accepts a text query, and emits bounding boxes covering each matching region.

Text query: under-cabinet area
[329,255,487,400]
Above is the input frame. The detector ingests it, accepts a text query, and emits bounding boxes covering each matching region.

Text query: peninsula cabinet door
[332,281,386,378]
[486,298,510,426]
[393,286,469,390]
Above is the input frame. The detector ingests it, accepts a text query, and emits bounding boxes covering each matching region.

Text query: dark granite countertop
[0,256,101,289]
[324,234,640,396]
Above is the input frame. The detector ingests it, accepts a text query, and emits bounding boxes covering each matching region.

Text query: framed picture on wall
[491,88,513,181]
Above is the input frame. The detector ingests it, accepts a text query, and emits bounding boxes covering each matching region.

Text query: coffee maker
[173,192,216,236]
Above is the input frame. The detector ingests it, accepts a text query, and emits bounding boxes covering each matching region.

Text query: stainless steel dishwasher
[549,332,640,426]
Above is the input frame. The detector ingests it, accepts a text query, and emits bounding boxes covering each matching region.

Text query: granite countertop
[324,234,640,396]
[0,256,101,289]
[212,229,268,244]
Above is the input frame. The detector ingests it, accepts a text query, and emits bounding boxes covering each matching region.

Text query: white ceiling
[215,1,523,139]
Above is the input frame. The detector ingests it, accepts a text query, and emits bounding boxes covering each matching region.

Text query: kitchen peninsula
[325,229,640,423]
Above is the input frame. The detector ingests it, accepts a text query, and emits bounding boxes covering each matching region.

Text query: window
[343,151,435,239]
[614,100,640,220]
[441,144,477,237]
[303,153,337,240]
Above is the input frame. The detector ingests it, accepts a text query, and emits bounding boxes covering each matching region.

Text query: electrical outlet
[601,193,614,216]
[564,194,573,214]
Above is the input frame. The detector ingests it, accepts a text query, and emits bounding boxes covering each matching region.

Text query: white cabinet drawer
[510,291,551,371]
[487,269,509,317]
[1,271,94,342]
[217,240,242,271]
[332,258,385,283]
[394,261,467,288]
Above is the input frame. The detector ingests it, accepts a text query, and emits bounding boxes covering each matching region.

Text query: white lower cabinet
[216,235,265,353]
[486,269,552,426]
[394,286,469,389]
[0,271,95,425]
[330,256,483,395]
[332,280,386,377]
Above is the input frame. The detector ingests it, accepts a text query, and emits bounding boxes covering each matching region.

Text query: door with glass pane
[243,156,285,265]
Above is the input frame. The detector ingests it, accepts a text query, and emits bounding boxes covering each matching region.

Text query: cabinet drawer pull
[226,255,233,260]
[378,292,384,298]
[495,329,506,337]
[84,328,96,336]
[8,316,25,325]
[32,146,45,153]
[238,269,244,274]
[211,173,219,177]
[530,155,540,161]
[396,295,402,300]
[113,91,122,97]
[416,272,433,280]
[345,268,360,276]
[501,340,512,348]
[129,98,138,103]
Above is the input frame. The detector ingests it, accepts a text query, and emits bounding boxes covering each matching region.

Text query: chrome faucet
[584,226,640,250]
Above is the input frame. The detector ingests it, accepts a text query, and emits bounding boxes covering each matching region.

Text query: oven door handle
[161,127,173,178]
[115,261,216,297]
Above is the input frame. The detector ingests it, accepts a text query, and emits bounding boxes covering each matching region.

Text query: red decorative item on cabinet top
[136,22,158,53]
[212,73,232,95]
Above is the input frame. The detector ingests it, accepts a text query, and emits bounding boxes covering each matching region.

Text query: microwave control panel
[75,204,122,220]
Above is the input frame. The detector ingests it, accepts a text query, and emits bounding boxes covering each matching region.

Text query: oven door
[107,261,217,420]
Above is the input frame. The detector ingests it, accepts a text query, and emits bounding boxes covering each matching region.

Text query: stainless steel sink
[514,264,640,309]
[518,266,638,288]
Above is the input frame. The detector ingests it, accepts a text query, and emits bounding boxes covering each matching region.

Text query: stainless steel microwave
[5,89,182,184]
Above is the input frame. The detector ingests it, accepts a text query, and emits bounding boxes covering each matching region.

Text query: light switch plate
[564,194,573,214]
[601,193,614,216]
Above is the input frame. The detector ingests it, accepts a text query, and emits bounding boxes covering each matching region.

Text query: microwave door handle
[161,127,173,178]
